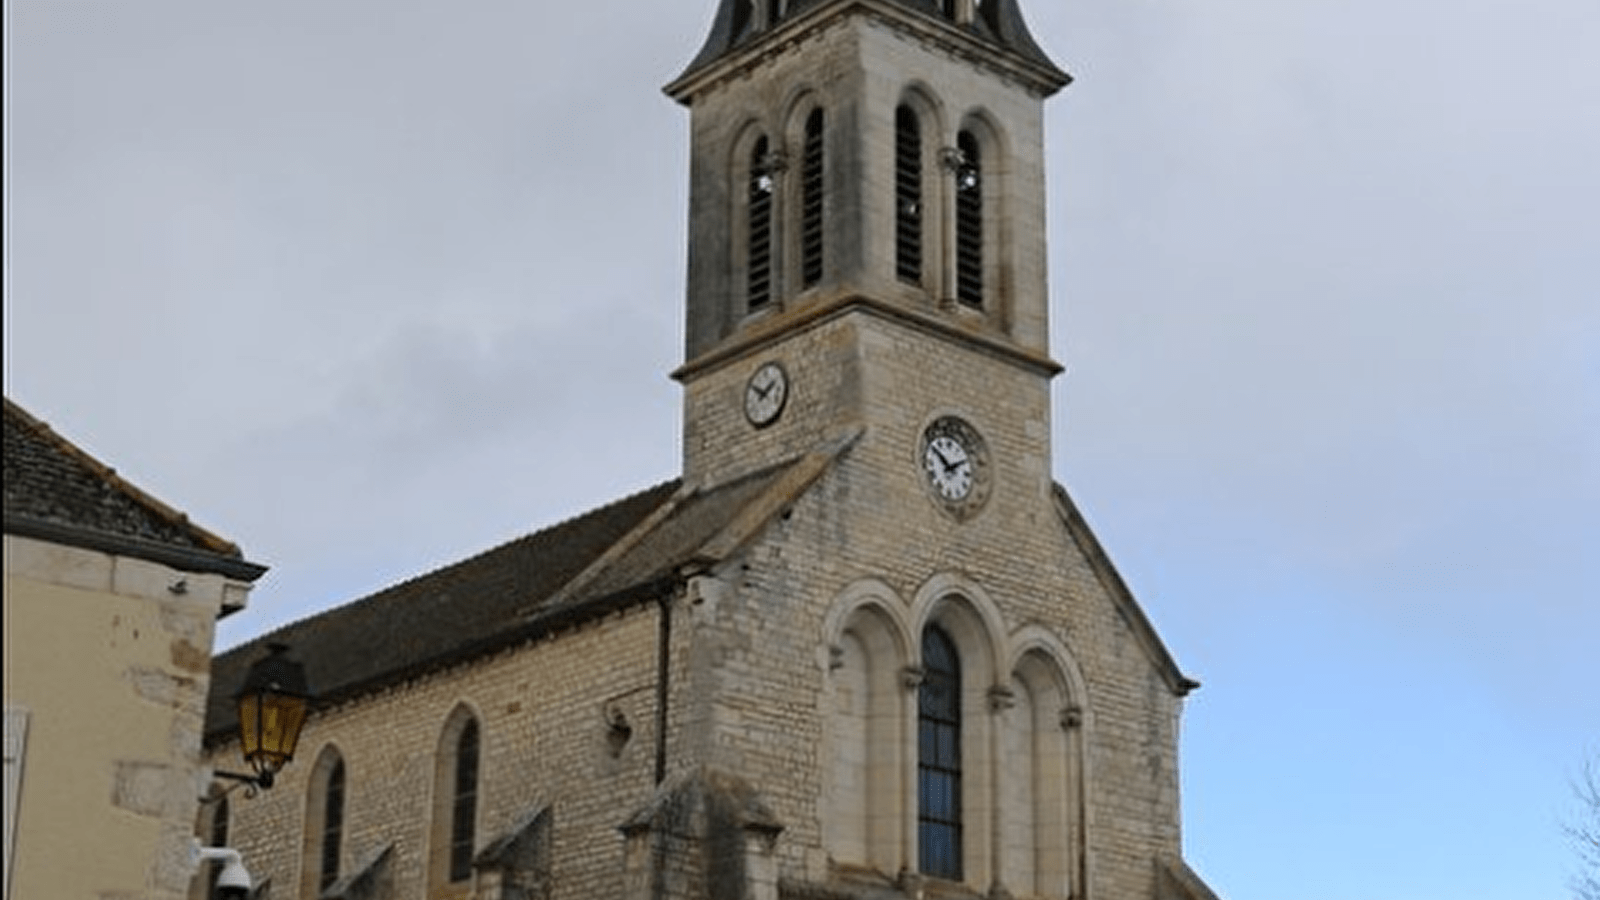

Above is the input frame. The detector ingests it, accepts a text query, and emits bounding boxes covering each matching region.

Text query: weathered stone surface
[202,4,1213,900]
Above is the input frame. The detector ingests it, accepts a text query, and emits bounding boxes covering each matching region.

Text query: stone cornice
[664,0,1070,105]
[672,291,1063,384]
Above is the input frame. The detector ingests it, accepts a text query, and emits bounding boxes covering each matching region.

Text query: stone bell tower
[623,3,1218,899]
[666,0,1070,489]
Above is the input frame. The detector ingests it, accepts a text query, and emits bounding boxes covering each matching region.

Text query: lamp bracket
[200,768,274,804]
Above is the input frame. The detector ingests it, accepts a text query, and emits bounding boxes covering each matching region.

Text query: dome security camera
[214,855,252,900]
[192,841,252,900]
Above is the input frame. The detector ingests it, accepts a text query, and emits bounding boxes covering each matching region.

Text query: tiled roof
[204,460,809,742]
[3,396,265,582]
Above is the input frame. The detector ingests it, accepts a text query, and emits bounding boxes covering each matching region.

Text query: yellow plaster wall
[3,534,238,900]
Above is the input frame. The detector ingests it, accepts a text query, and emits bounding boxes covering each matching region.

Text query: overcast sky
[6,1,1597,897]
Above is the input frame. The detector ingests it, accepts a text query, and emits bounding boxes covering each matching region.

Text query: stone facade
[209,605,666,900]
[204,3,1219,899]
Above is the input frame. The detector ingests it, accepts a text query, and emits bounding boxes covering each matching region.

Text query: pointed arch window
[320,758,345,892]
[450,719,480,882]
[919,625,963,880]
[800,109,825,288]
[431,709,482,893]
[895,105,923,284]
[748,136,775,309]
[954,130,983,308]
[299,748,346,900]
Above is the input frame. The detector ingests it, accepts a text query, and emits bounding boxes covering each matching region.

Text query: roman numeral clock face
[919,416,991,520]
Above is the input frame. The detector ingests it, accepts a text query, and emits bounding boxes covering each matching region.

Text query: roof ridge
[693,428,863,565]
[533,480,699,614]
[3,395,243,558]
[219,476,681,652]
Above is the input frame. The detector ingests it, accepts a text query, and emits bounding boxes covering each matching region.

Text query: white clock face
[744,362,788,427]
[919,416,990,519]
[924,435,973,499]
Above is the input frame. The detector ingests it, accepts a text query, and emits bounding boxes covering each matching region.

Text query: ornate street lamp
[214,642,311,797]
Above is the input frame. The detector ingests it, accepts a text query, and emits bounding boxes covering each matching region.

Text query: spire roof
[675,0,1065,88]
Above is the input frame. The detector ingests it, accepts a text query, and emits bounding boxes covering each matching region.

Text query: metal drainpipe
[653,585,677,786]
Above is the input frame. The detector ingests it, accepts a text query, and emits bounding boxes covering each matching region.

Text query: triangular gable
[1052,483,1198,697]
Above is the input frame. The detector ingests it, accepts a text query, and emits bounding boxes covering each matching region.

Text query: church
[203,2,1221,899]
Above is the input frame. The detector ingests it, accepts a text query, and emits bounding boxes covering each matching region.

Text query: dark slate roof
[675,0,1066,88]
[3,396,266,582]
[205,461,804,742]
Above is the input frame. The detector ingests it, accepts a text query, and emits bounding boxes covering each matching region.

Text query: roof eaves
[206,572,684,745]
[1051,482,1199,697]
[4,512,268,583]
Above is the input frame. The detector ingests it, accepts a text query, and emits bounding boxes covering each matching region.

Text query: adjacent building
[3,397,268,900]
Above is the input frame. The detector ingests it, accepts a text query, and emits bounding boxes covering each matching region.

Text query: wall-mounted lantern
[213,642,312,798]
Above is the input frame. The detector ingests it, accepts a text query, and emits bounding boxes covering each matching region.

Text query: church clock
[920,416,991,519]
[743,361,789,428]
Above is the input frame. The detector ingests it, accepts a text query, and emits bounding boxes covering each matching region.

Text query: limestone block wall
[3,534,244,900]
[208,603,670,900]
[671,311,1185,899]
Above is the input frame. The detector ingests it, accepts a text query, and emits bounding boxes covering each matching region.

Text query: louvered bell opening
[800,110,825,288]
[895,106,923,284]
[749,137,774,309]
[955,131,983,308]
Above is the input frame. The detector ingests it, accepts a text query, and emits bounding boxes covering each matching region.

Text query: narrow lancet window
[450,719,480,882]
[320,759,345,891]
[955,130,983,307]
[919,625,963,880]
[748,136,775,309]
[895,105,923,284]
[801,109,825,288]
